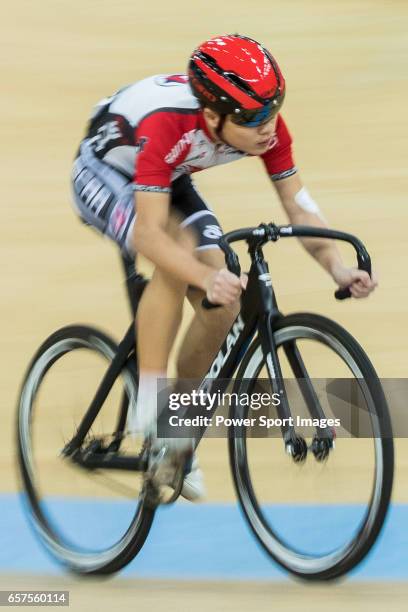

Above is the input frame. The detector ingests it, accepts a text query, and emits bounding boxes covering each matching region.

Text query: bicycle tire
[229,312,394,580]
[17,324,155,575]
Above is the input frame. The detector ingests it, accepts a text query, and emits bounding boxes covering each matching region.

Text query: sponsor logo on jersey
[135,136,149,153]
[155,74,189,87]
[217,144,242,156]
[164,130,196,164]
[267,134,279,150]
[92,120,121,152]
[108,200,132,240]
[185,152,206,162]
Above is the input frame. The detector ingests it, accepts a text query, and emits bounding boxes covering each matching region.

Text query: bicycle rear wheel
[229,313,393,580]
[17,325,154,575]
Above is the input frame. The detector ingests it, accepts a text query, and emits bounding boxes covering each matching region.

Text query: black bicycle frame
[62,223,371,467]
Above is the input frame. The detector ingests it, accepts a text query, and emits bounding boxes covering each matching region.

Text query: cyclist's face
[222,115,278,154]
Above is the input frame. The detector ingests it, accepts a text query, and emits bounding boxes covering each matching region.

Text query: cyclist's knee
[150,266,187,302]
[207,300,240,333]
[200,300,240,340]
[175,301,239,377]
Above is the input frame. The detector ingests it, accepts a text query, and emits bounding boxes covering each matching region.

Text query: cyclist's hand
[331,264,378,299]
[204,268,243,305]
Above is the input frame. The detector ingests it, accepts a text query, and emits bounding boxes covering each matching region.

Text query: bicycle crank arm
[66,444,147,472]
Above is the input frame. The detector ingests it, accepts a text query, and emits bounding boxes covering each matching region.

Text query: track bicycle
[17,222,393,580]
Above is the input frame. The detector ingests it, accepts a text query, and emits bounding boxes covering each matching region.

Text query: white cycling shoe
[181,455,206,502]
[143,435,205,504]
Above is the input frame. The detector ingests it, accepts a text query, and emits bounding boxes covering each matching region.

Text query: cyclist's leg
[170,179,238,500]
[72,159,222,493]
[72,158,235,382]
[135,216,197,436]
[178,253,239,379]
[71,144,194,437]
[171,176,239,379]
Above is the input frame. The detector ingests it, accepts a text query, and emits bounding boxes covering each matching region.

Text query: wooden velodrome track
[2,0,408,609]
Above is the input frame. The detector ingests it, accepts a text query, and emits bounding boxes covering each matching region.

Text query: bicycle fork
[253,258,334,462]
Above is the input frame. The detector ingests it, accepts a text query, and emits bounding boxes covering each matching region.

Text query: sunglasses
[230,94,285,127]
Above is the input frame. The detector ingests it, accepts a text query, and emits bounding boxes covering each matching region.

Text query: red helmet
[188,34,285,127]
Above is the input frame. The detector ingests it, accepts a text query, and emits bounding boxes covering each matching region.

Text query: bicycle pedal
[143,443,192,507]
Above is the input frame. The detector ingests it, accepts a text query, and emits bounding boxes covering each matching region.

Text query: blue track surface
[1,494,407,580]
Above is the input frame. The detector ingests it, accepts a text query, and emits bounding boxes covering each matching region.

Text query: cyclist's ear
[202,107,221,129]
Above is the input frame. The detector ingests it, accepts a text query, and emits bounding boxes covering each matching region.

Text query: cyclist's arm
[273,173,377,296]
[133,191,242,303]
[273,173,343,275]
[262,115,341,274]
[133,191,212,288]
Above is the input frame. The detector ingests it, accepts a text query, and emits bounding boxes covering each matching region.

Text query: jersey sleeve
[261,115,298,181]
[133,112,187,193]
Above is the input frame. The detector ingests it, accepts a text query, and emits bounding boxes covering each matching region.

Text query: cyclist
[71,34,377,501]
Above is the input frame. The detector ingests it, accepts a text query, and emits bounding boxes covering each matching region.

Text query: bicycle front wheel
[229,313,393,580]
[17,325,154,575]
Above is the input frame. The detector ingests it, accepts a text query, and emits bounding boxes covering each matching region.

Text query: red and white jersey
[84,74,297,194]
